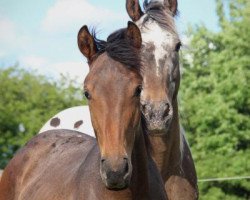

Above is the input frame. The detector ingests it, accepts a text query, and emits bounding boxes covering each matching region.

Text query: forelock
[92,29,141,72]
[141,0,178,36]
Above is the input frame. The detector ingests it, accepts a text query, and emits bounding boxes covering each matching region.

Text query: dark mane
[142,0,178,35]
[92,29,141,70]
[141,115,153,154]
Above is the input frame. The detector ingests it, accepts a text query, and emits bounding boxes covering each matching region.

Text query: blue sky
[0,0,219,82]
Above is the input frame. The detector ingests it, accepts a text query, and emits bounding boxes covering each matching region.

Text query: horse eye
[175,42,182,52]
[134,85,142,97]
[84,91,91,100]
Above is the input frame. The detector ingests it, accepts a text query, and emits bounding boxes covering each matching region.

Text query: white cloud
[0,15,30,56]
[0,16,16,43]
[42,0,127,34]
[49,61,89,83]
[0,16,19,55]
[19,55,89,84]
[0,50,5,57]
[20,55,48,68]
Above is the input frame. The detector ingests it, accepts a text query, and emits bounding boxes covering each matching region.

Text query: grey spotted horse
[39,106,95,137]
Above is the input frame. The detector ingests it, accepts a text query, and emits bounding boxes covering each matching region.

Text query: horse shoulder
[165,136,198,200]
[165,175,198,200]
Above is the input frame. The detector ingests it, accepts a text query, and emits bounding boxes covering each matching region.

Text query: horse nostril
[101,158,106,164]
[149,112,154,120]
[162,103,170,119]
[162,109,169,119]
[166,103,170,113]
[125,162,129,172]
[141,103,146,113]
[123,157,129,174]
[165,102,170,109]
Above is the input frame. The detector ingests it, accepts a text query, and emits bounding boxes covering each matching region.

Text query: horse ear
[78,25,97,64]
[164,0,178,16]
[126,0,143,21]
[126,21,142,49]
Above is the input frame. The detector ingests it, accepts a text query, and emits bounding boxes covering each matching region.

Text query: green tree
[0,66,85,169]
[180,0,250,199]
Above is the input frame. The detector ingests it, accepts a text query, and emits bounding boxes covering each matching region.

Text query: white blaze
[137,19,175,77]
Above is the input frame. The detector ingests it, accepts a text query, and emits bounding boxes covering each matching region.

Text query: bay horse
[126,0,198,199]
[0,22,167,200]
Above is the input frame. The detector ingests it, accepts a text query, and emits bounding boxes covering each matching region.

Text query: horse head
[78,22,142,189]
[126,0,181,134]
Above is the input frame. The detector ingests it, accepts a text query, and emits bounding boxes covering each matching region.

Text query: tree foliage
[180,0,250,199]
[0,66,84,169]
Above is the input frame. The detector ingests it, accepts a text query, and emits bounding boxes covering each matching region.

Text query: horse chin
[147,121,171,136]
[100,167,131,191]
[104,179,129,190]
[148,129,168,136]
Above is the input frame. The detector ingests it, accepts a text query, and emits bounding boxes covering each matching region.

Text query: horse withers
[126,0,198,199]
[0,22,166,200]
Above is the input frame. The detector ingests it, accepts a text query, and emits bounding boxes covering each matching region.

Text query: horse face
[85,58,142,189]
[127,0,181,134]
[78,23,142,189]
[138,18,181,134]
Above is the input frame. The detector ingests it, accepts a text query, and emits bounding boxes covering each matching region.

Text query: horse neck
[130,125,150,198]
[149,98,182,180]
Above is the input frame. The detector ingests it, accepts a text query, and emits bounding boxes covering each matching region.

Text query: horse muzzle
[100,156,132,190]
[141,101,173,134]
